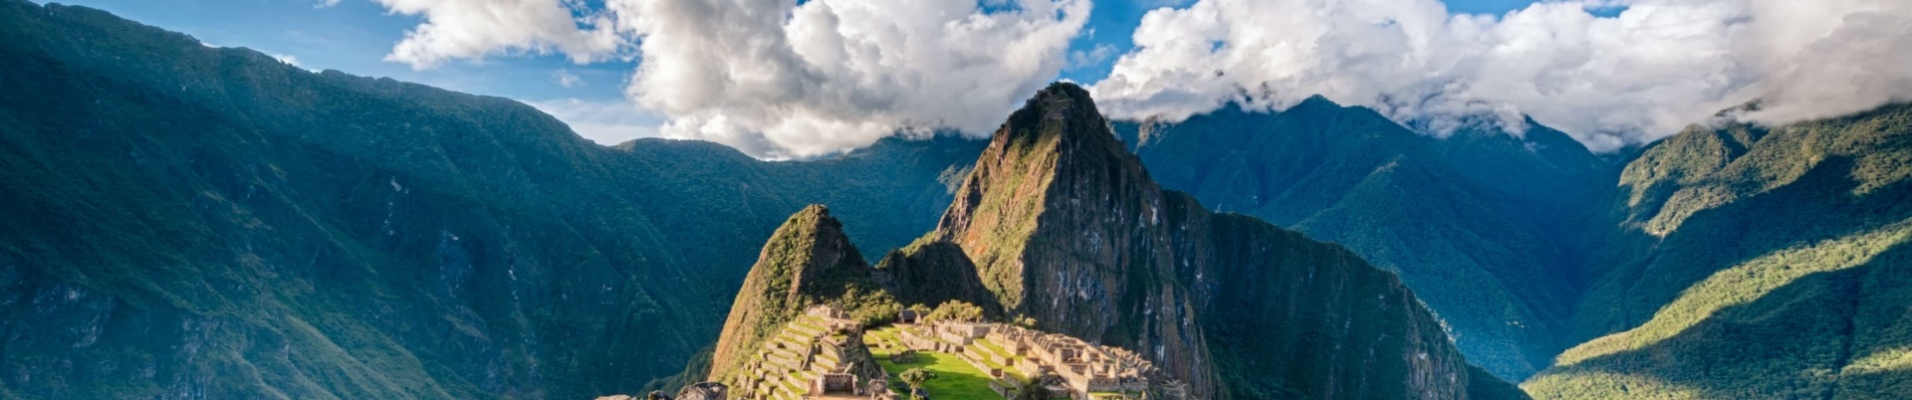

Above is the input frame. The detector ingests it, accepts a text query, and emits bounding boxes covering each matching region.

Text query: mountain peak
[1297,93,1341,109]
[708,204,874,380]
[999,81,1114,146]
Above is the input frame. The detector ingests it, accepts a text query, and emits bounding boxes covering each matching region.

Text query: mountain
[886,83,1526,399]
[1112,100,1610,381]
[1524,103,1912,399]
[0,2,978,399]
[704,205,892,382]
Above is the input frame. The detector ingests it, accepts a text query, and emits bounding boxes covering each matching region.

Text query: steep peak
[784,204,837,230]
[709,204,873,380]
[999,82,1117,149]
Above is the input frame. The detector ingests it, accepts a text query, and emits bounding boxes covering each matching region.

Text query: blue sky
[58,0,1555,106]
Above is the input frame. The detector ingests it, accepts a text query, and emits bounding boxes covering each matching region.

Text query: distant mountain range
[3,1,1911,399]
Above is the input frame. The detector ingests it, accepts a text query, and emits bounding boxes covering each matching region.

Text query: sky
[54,0,1912,158]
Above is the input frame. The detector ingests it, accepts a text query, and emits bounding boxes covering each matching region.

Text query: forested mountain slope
[1526,103,1912,399]
[0,2,976,398]
[1113,101,1609,381]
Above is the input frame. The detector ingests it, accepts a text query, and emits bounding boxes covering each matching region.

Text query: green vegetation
[707,206,905,381]
[1011,376,1052,400]
[924,300,986,323]
[1114,98,1603,381]
[870,342,999,400]
[1525,103,1912,399]
[925,83,1520,399]
[19,1,1912,398]
[0,2,979,399]
[899,368,935,400]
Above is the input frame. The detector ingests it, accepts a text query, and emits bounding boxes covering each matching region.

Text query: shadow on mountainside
[1534,154,1912,398]
[1532,241,1912,399]
[1575,155,1912,342]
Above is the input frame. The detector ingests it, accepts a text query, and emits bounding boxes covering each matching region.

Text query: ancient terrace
[731,306,894,400]
[866,309,1190,400]
[715,303,1190,400]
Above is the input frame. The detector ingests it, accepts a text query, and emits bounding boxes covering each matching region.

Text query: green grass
[868,332,1002,399]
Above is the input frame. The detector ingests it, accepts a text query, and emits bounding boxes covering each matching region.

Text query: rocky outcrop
[872,239,1002,316]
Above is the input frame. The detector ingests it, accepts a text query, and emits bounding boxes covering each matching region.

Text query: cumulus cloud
[374,0,1088,158]
[1089,0,1912,151]
[377,0,628,69]
[606,0,1091,158]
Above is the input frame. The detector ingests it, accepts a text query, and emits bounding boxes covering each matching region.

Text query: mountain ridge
[0,2,980,398]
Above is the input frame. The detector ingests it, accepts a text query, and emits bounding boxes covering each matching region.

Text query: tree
[1012,376,1047,400]
[1011,314,1038,329]
[925,300,984,323]
[906,303,933,316]
[899,367,935,400]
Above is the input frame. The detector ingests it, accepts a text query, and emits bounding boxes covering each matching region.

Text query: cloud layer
[375,0,1912,155]
[1090,0,1912,151]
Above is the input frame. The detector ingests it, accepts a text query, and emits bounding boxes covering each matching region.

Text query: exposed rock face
[1112,101,1603,381]
[1185,211,1472,399]
[706,205,878,380]
[926,83,1518,399]
[934,84,1220,396]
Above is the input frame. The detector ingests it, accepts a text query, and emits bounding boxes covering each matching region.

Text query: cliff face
[1186,210,1473,399]
[1112,101,1603,381]
[927,83,1517,399]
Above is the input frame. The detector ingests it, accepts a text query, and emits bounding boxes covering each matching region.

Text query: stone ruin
[675,382,728,400]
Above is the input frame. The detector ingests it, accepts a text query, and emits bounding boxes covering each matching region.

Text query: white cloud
[376,0,628,69]
[315,0,341,9]
[553,69,583,88]
[527,98,665,145]
[1089,0,1912,151]
[606,0,1092,158]
[271,53,301,66]
[373,0,1089,158]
